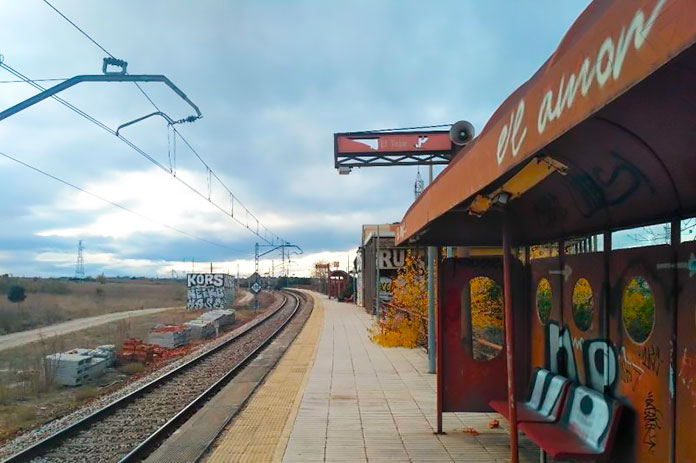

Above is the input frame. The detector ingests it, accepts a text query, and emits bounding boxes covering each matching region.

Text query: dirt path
[0,307,181,351]
[233,290,253,306]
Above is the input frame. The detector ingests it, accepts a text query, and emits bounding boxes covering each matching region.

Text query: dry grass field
[0,289,276,444]
[0,277,187,335]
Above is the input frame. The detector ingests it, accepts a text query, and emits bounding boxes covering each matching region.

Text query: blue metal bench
[489,368,570,423]
[518,384,623,461]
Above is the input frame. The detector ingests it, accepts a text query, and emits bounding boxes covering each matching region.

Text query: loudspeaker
[449,120,475,146]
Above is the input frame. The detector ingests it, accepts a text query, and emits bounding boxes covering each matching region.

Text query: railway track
[2,290,306,463]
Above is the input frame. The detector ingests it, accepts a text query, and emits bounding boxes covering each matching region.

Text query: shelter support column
[502,213,519,463]
[428,164,436,374]
[436,247,444,434]
[428,245,436,374]
[670,218,680,462]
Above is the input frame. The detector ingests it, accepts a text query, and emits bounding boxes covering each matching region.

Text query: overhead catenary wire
[0,150,247,254]
[0,77,68,83]
[37,0,285,246]
[0,59,282,246]
[41,0,114,58]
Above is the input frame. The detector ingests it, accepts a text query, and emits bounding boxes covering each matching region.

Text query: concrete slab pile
[184,319,215,340]
[199,309,235,327]
[45,352,90,386]
[45,345,116,386]
[147,325,191,349]
[90,344,116,365]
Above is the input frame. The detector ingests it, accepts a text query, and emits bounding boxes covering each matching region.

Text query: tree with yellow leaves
[370,251,427,348]
[622,276,655,343]
[469,276,504,360]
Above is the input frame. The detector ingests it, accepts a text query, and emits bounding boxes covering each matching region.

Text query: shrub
[74,386,100,402]
[7,285,26,303]
[338,280,354,301]
[0,383,13,405]
[96,274,107,285]
[119,362,144,375]
[9,404,36,424]
[0,278,70,295]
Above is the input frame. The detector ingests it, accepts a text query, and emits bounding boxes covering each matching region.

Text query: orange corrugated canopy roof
[396,0,696,246]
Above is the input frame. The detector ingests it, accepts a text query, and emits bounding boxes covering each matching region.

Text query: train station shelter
[327,270,351,299]
[395,1,696,462]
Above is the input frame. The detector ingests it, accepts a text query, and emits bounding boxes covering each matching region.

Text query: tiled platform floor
[282,294,539,463]
[207,291,325,463]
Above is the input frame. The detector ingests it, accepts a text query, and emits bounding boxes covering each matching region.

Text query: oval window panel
[536,278,552,325]
[572,278,594,331]
[622,276,655,344]
[469,276,504,361]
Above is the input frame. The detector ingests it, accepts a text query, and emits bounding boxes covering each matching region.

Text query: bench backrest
[526,368,551,409]
[537,374,570,418]
[561,384,622,451]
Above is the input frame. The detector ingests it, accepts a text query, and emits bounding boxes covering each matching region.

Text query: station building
[359,223,424,314]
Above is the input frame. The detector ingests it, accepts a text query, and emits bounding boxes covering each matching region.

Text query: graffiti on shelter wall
[495,0,667,167]
[545,319,672,457]
[565,152,654,219]
[642,391,663,454]
[546,321,619,391]
[186,273,235,311]
[678,347,696,401]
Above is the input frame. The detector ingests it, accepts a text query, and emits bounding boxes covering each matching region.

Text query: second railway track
[2,290,306,463]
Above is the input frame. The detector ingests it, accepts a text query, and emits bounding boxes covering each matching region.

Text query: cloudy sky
[0,1,590,278]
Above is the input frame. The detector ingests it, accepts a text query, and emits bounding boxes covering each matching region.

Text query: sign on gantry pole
[333,122,475,375]
[249,271,262,310]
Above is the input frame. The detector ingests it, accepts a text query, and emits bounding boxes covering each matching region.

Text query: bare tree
[34,330,63,393]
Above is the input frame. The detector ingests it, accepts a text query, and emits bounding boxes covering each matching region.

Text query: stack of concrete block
[147,325,191,349]
[45,352,91,386]
[90,345,116,366]
[184,319,216,340]
[199,309,235,327]
[87,357,109,377]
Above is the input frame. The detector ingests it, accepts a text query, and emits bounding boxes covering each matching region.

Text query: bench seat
[519,384,623,461]
[489,368,569,423]
[489,399,558,423]
[519,421,606,459]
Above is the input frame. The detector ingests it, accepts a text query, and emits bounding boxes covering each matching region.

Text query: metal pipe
[116,111,174,136]
[436,246,444,434]
[427,246,436,374]
[670,218,680,462]
[376,225,381,318]
[0,74,202,123]
[502,213,519,463]
[428,164,436,374]
[602,232,612,396]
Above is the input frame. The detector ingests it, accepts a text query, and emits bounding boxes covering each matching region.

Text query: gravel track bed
[0,294,289,463]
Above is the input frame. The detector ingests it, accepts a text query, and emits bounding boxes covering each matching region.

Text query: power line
[41,0,115,59]
[0,149,247,254]
[0,77,67,83]
[38,0,285,246]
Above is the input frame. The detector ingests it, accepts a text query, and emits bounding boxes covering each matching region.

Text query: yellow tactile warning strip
[207,291,325,463]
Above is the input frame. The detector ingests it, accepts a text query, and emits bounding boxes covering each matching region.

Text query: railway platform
[207,292,539,463]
